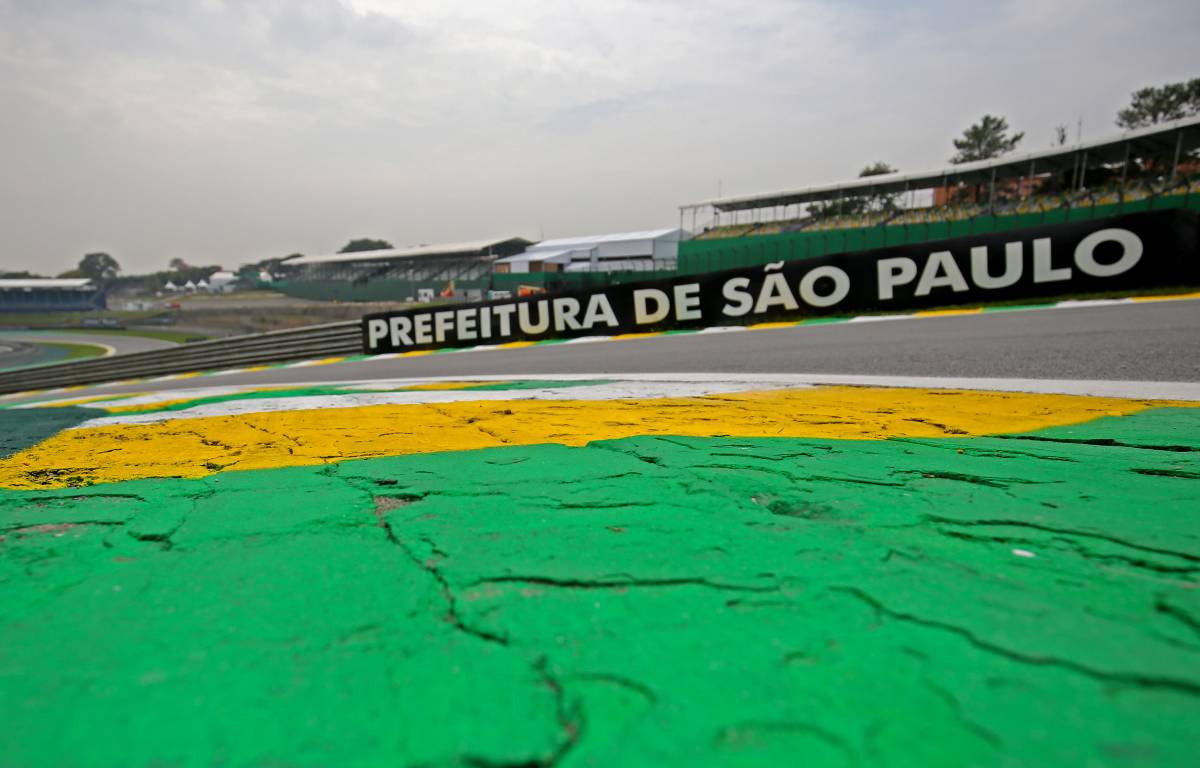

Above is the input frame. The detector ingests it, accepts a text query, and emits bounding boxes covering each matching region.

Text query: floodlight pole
[1120,141,1131,209]
[1170,128,1184,186]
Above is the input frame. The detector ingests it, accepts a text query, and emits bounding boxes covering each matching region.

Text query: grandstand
[677,116,1200,274]
[0,278,106,312]
[493,228,686,274]
[274,237,532,302]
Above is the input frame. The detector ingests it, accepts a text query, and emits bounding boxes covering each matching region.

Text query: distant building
[275,237,531,302]
[0,278,106,312]
[493,229,688,274]
[207,271,238,293]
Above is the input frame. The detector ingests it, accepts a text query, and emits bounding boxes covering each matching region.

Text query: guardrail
[0,321,362,396]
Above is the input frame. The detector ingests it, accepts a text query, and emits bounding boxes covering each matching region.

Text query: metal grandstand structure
[679,116,1200,231]
[282,237,532,287]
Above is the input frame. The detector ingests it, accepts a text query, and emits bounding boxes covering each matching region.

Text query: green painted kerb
[0,409,1198,765]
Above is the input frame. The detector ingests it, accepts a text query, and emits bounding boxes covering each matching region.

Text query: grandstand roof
[0,278,94,290]
[494,249,575,266]
[684,116,1200,213]
[527,228,683,251]
[288,237,533,266]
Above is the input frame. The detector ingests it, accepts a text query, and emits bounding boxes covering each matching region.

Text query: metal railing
[0,321,362,395]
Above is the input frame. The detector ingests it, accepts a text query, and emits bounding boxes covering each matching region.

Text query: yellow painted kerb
[0,385,1182,489]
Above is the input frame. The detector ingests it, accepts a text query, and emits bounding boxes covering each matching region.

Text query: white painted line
[79,379,803,427]
[1055,298,1135,308]
[230,372,1200,402]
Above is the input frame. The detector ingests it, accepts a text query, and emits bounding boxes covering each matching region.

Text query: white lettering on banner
[799,266,850,307]
[674,284,703,320]
[518,300,550,334]
[479,306,492,338]
[552,297,583,331]
[721,277,753,316]
[877,257,918,300]
[366,218,1169,352]
[366,318,388,349]
[754,272,800,313]
[633,288,670,325]
[389,316,413,347]
[971,243,1023,289]
[1033,237,1071,283]
[493,304,516,336]
[433,311,454,343]
[413,314,433,344]
[1075,228,1142,277]
[914,251,969,297]
[582,294,619,328]
[457,309,477,341]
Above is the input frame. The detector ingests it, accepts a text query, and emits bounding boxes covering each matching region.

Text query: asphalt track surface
[2,300,1197,407]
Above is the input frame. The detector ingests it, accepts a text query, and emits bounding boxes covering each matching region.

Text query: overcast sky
[1,0,1196,275]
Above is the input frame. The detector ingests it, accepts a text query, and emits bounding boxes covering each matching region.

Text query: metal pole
[1170,128,1184,186]
[988,167,997,214]
[1120,141,1131,210]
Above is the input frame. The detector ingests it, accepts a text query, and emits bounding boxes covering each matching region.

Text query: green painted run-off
[0,408,1198,765]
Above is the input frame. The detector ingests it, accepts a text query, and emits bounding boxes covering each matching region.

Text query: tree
[77,252,120,281]
[1,270,44,279]
[951,115,1024,163]
[338,238,393,253]
[168,258,189,271]
[1116,78,1200,129]
[807,162,898,219]
[859,161,896,177]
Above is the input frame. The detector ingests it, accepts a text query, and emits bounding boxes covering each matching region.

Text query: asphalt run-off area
[1,299,1198,766]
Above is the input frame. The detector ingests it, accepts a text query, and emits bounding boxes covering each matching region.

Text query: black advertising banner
[362,209,1198,354]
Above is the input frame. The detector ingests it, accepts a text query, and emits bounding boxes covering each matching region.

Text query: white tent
[183,280,197,291]
[163,281,179,291]
[207,271,238,293]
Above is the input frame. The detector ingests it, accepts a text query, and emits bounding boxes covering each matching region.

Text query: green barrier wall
[679,194,1200,275]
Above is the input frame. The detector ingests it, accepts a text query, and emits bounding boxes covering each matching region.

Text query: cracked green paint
[1,409,1198,766]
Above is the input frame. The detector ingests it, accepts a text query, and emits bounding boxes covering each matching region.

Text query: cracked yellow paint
[0,386,1180,489]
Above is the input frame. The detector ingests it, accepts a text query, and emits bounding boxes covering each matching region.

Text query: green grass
[0,310,165,328]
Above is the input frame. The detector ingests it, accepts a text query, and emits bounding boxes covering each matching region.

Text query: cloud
[0,0,1196,274]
